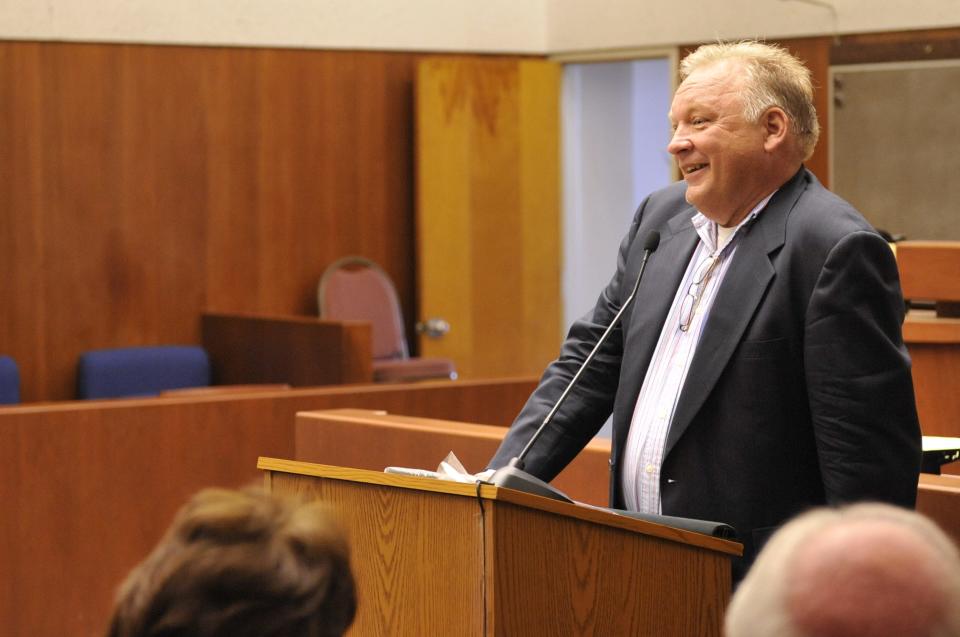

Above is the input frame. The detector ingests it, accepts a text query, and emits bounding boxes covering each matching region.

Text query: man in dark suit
[489,41,921,580]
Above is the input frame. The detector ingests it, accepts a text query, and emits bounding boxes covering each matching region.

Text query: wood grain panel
[260,460,737,637]
[0,41,434,401]
[897,241,960,302]
[0,377,535,637]
[776,36,831,187]
[416,57,562,379]
[270,471,485,636]
[293,409,612,505]
[907,343,960,440]
[831,28,960,65]
[487,500,730,636]
[918,473,960,547]
[201,312,374,385]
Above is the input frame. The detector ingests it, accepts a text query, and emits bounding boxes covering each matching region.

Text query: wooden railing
[0,377,536,637]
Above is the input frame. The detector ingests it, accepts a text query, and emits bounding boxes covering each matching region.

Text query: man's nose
[667,129,691,155]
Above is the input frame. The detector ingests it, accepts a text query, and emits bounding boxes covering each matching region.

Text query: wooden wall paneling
[831,28,960,65]
[0,377,537,637]
[0,43,46,399]
[202,47,264,314]
[0,41,426,401]
[775,37,831,187]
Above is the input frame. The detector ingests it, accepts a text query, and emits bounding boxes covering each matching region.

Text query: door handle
[416,318,450,339]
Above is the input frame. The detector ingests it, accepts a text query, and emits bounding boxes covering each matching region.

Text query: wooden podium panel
[267,464,486,634]
[259,458,739,637]
[485,500,730,636]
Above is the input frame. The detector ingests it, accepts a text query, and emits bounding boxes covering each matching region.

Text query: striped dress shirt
[621,193,774,513]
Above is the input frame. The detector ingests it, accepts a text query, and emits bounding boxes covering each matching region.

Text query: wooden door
[415,57,562,379]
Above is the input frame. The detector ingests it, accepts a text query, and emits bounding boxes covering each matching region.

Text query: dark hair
[105,487,356,637]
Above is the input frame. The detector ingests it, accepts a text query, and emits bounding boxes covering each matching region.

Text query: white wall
[0,0,548,52]
[3,0,958,53]
[561,59,673,329]
[548,0,960,52]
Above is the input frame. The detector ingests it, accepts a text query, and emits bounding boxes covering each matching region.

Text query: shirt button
[645,464,655,474]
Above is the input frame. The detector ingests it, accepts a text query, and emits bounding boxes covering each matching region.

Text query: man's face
[667,62,777,227]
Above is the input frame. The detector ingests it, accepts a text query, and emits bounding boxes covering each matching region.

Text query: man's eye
[692,117,707,126]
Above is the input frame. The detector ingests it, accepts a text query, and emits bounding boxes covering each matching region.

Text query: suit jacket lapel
[613,212,698,455]
[663,169,808,456]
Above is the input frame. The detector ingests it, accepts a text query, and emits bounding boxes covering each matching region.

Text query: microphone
[488,230,661,502]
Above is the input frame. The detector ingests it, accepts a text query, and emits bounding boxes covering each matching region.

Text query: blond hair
[681,41,820,160]
[105,487,356,637]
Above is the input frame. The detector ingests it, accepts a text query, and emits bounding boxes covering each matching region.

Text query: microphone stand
[487,232,660,502]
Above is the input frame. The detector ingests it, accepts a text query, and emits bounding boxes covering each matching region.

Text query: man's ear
[762,107,789,152]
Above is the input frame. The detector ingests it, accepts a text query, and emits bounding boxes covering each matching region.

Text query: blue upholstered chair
[76,345,211,399]
[0,355,20,404]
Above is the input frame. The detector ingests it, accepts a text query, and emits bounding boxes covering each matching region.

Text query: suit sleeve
[487,199,649,480]
[804,231,921,507]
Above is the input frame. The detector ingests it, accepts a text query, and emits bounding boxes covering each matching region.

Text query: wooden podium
[259,457,741,636]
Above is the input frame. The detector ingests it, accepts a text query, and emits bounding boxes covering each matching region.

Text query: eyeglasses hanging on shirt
[678,254,722,332]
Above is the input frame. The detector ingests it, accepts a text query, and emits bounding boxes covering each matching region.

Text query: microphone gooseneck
[490,230,661,502]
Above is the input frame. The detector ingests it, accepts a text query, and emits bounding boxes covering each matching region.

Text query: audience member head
[105,486,356,637]
[725,503,960,637]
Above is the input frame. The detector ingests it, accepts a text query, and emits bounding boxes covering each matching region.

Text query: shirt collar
[690,190,777,255]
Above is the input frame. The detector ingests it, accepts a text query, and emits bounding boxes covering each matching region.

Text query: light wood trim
[259,454,740,556]
[416,57,562,379]
[904,311,960,343]
[258,456,499,498]
[897,241,960,302]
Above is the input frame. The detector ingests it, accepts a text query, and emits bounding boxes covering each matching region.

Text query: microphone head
[643,230,661,253]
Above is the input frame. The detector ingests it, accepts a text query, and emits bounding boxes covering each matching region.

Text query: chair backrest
[76,345,211,399]
[0,355,20,404]
[318,257,409,360]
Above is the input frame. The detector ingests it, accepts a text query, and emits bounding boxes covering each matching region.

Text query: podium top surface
[258,456,742,556]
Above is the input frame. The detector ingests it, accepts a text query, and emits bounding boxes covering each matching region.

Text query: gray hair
[680,41,820,160]
[725,503,960,637]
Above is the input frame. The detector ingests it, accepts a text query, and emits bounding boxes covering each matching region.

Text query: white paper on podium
[384,451,495,483]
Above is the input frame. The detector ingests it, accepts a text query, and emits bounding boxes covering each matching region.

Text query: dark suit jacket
[490,168,922,578]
